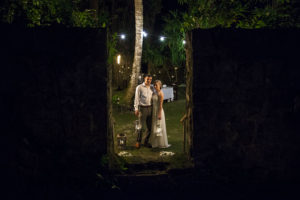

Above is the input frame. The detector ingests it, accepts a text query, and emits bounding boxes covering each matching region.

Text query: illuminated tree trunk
[185,31,193,159]
[125,0,143,106]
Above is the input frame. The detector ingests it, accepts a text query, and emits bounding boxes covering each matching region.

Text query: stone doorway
[107,36,194,175]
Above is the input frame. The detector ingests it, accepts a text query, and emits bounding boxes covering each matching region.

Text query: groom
[134,74,153,149]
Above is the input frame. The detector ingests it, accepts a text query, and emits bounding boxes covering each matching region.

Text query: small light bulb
[160,36,165,41]
[117,55,121,64]
[142,31,148,37]
[120,34,126,39]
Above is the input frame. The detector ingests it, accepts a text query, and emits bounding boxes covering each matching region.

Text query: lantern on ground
[155,121,162,137]
[135,119,142,132]
[117,133,127,150]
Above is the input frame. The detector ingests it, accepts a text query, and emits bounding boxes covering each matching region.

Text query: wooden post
[180,114,187,153]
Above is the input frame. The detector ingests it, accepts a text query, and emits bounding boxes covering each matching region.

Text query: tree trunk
[125,0,143,107]
[185,31,193,160]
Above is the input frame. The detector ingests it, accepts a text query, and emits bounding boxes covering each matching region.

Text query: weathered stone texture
[192,29,300,182]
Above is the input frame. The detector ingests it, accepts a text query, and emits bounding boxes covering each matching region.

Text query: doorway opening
[108,42,194,173]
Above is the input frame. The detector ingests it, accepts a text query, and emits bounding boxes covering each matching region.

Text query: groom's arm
[134,85,140,116]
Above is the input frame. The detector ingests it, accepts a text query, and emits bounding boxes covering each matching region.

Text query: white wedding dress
[150,91,170,148]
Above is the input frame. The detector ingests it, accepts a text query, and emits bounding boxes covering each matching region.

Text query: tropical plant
[177,0,299,29]
[142,10,186,84]
[0,0,109,27]
[162,11,186,67]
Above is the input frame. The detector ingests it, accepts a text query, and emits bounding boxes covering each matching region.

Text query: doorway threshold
[114,151,194,176]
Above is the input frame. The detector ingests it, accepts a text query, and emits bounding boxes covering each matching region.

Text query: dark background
[1,24,108,198]
[192,29,300,183]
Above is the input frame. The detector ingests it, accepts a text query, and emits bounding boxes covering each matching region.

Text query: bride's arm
[158,92,164,120]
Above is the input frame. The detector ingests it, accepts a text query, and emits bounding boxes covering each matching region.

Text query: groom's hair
[144,74,152,78]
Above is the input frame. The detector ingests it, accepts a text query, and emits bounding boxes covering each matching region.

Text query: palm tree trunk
[125,0,143,106]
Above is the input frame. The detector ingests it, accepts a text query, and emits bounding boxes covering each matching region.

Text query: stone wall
[192,29,300,183]
[2,24,300,196]
[1,25,107,193]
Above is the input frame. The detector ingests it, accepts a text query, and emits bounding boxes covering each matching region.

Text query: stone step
[116,170,168,177]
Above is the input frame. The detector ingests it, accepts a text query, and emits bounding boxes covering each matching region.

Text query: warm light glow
[160,36,165,41]
[120,34,126,39]
[117,55,121,64]
[142,31,148,37]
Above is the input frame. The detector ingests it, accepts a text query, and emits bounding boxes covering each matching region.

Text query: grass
[112,86,193,171]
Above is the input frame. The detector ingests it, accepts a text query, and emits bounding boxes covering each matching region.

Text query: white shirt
[134,83,153,111]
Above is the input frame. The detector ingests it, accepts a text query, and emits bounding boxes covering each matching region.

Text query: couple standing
[134,74,170,149]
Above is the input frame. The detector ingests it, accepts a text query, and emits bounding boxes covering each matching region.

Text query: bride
[150,80,170,148]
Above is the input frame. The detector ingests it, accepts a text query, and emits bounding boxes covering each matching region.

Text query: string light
[118,32,185,46]
[117,55,121,64]
[120,34,126,39]
[142,31,148,37]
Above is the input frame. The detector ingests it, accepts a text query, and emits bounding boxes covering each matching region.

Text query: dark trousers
[137,106,152,144]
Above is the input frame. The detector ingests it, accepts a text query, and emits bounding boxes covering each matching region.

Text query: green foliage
[177,0,299,30]
[112,94,120,105]
[143,11,186,76]
[143,42,165,67]
[113,156,128,172]
[162,11,186,66]
[144,0,298,83]
[95,154,121,190]
[0,0,109,27]
[71,9,99,28]
[105,152,128,173]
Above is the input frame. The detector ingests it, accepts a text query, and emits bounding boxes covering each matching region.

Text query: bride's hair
[154,80,162,89]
